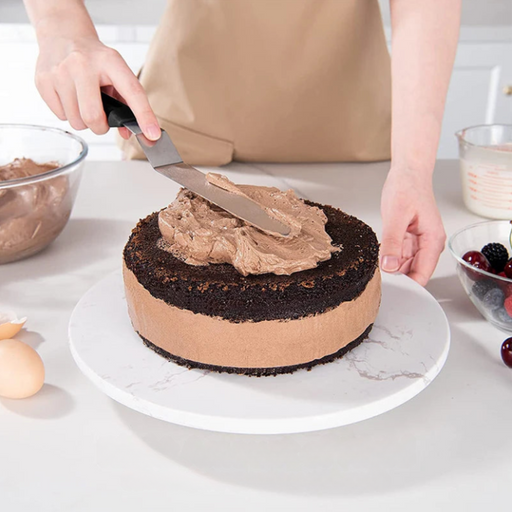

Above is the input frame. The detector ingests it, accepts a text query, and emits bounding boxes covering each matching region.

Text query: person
[24,0,461,286]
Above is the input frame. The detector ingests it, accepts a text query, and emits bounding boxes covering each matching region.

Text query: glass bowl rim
[448,219,512,283]
[455,123,512,152]
[0,124,88,190]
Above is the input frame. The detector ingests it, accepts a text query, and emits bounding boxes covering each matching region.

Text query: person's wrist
[37,33,100,57]
[34,12,97,45]
[388,162,435,188]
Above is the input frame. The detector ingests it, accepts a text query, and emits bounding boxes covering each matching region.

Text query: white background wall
[379,0,512,26]
[4,0,511,26]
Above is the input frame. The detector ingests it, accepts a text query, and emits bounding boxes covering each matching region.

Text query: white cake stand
[69,271,450,435]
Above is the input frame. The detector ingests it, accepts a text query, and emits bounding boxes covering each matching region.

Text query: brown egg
[0,338,45,399]
[0,311,27,341]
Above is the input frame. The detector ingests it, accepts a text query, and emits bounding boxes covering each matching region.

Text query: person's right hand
[34,35,161,141]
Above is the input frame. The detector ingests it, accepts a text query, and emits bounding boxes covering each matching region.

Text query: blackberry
[471,279,496,300]
[481,243,509,273]
[482,288,505,310]
[494,308,512,325]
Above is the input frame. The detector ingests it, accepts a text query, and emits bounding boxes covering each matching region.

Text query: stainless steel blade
[124,121,291,236]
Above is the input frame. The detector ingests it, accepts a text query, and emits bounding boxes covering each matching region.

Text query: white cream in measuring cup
[457,125,512,219]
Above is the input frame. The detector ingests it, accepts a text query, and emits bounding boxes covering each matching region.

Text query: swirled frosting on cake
[157,173,339,276]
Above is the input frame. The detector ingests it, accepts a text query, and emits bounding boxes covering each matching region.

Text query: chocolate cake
[123,183,381,376]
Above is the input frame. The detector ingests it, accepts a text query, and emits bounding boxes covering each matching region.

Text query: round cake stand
[69,271,450,435]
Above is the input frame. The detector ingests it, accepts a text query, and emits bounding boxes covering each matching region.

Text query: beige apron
[120,0,391,166]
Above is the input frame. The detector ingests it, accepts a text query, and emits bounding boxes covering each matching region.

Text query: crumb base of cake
[123,205,379,322]
[137,324,373,377]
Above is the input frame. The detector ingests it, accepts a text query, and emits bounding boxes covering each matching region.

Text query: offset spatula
[101,93,291,237]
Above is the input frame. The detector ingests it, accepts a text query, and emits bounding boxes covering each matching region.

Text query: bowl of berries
[449,220,512,331]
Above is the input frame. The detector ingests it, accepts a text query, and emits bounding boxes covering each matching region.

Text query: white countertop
[2,160,511,511]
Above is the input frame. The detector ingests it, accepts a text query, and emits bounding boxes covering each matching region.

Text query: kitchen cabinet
[440,41,512,158]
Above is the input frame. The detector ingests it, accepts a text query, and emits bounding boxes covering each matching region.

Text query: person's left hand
[379,167,446,286]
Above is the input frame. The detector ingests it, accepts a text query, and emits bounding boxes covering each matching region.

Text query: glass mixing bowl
[0,125,87,264]
[456,124,512,219]
[449,220,512,332]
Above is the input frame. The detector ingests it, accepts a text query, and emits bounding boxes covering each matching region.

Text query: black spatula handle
[101,92,136,127]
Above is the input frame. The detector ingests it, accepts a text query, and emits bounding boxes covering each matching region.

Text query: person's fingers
[55,79,87,131]
[407,234,446,286]
[108,57,160,140]
[100,84,117,99]
[380,212,409,274]
[100,86,132,139]
[118,127,131,140]
[76,75,109,135]
[398,256,414,276]
[101,84,126,104]
[34,75,66,120]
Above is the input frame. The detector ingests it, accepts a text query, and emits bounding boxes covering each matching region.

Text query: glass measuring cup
[456,124,512,219]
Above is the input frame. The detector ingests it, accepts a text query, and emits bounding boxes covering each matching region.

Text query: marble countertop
[1,160,511,511]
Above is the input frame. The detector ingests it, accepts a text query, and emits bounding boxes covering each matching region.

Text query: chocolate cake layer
[138,324,373,377]
[124,264,381,369]
[123,203,379,323]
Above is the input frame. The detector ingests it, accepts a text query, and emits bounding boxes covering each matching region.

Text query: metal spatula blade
[101,93,291,237]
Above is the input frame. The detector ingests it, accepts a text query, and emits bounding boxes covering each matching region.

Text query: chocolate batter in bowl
[0,125,87,264]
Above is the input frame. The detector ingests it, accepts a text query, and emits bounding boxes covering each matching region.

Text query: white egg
[0,338,45,399]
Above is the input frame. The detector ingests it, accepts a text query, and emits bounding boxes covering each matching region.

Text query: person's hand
[380,167,446,286]
[34,35,160,141]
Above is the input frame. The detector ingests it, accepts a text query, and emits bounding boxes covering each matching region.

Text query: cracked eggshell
[0,311,27,340]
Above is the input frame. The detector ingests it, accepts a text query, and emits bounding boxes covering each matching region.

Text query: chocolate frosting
[0,158,57,182]
[124,263,380,371]
[0,158,69,264]
[158,173,339,276]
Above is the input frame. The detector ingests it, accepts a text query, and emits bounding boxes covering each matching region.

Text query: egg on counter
[0,311,27,340]
[0,338,45,399]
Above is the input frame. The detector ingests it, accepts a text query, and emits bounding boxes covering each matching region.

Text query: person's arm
[23,0,160,140]
[380,0,461,285]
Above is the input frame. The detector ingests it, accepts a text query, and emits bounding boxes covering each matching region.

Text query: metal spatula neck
[124,123,291,236]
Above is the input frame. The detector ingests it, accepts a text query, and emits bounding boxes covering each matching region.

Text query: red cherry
[462,251,491,270]
[501,338,512,368]
[462,251,492,280]
[496,271,512,296]
[504,260,512,279]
